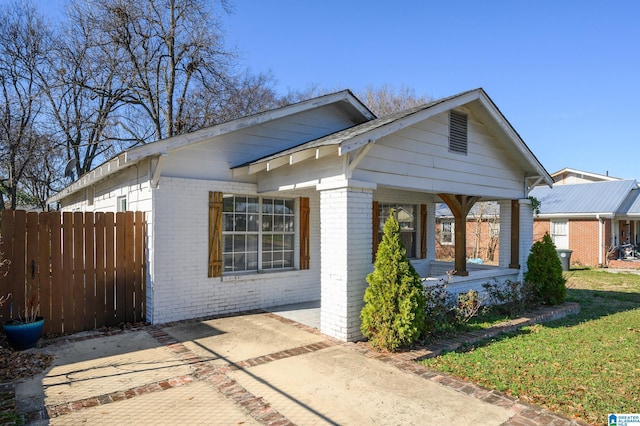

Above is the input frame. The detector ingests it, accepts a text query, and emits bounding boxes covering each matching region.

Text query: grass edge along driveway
[421,269,640,426]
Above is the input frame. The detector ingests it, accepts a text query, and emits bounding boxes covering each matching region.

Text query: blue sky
[31,1,640,180]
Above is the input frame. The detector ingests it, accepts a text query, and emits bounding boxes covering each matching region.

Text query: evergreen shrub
[524,233,567,305]
[360,210,425,351]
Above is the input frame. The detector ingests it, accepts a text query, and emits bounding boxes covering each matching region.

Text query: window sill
[221,268,299,282]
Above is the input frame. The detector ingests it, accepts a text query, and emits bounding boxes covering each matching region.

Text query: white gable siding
[160,104,361,183]
[353,111,526,199]
[149,176,320,324]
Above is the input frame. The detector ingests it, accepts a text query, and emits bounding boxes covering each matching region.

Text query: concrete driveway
[13,309,583,425]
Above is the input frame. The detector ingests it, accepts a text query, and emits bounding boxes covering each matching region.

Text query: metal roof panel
[529,180,638,215]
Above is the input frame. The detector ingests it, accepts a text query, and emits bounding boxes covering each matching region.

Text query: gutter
[535,212,615,219]
[47,153,129,205]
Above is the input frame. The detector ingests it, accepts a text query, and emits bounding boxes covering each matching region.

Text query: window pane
[283,235,294,251]
[283,251,293,268]
[223,213,234,232]
[224,235,233,252]
[223,196,234,212]
[247,253,258,270]
[223,254,234,271]
[273,251,284,268]
[274,199,285,214]
[247,235,258,252]
[284,216,294,232]
[235,197,247,212]
[262,199,273,214]
[234,213,246,231]
[262,215,272,231]
[233,253,246,270]
[273,215,284,231]
[401,232,415,258]
[284,199,294,214]
[247,214,259,231]
[263,252,272,268]
[262,236,273,252]
[234,235,245,252]
[247,198,259,213]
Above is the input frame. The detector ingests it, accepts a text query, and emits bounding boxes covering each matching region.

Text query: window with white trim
[550,219,569,249]
[378,203,417,258]
[117,195,127,212]
[441,220,454,245]
[222,195,295,272]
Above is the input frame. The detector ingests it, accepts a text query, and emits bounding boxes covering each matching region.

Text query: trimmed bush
[524,233,567,305]
[360,210,425,351]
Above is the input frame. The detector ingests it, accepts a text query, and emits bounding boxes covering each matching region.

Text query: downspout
[597,214,603,266]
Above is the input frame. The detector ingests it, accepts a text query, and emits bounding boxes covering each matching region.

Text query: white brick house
[48,89,553,342]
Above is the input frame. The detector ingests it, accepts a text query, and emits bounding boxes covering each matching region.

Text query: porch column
[518,198,534,280]
[498,200,512,268]
[426,202,437,261]
[510,200,520,269]
[438,194,480,276]
[317,179,375,342]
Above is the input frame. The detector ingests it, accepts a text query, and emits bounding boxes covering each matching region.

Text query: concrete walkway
[11,305,586,425]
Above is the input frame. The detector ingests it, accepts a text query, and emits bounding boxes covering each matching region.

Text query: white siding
[353,110,527,199]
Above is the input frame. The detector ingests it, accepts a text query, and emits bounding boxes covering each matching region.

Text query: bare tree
[182,70,280,131]
[468,202,500,263]
[41,0,136,178]
[75,0,238,141]
[21,133,61,210]
[0,1,51,209]
[356,83,432,116]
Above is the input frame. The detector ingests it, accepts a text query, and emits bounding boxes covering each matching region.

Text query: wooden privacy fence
[0,210,146,335]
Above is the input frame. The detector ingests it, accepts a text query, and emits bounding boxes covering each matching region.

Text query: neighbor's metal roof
[529,179,638,215]
[616,188,640,216]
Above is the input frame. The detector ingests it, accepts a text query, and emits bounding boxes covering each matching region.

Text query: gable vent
[449,110,468,154]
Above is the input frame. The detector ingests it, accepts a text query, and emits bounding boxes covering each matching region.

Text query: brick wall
[150,177,320,324]
[533,218,609,268]
[568,219,600,267]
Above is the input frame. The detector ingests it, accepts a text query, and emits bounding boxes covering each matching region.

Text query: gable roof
[529,179,638,217]
[232,88,553,188]
[125,89,374,163]
[616,188,640,217]
[551,167,620,184]
[48,90,374,204]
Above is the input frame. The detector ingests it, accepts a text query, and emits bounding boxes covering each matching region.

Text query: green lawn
[421,269,640,425]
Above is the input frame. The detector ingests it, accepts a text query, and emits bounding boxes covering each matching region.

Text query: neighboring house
[550,167,620,185]
[435,201,500,263]
[529,170,640,268]
[48,88,552,342]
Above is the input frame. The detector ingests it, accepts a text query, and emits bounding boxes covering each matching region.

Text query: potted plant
[2,291,44,350]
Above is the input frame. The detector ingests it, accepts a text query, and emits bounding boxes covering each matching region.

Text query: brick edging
[345,302,587,426]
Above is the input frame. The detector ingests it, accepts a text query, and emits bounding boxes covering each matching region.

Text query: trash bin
[556,249,572,271]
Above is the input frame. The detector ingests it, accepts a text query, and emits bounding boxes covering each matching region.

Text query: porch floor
[267,300,320,329]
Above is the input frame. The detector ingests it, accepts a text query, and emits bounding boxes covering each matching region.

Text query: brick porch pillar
[317,180,375,342]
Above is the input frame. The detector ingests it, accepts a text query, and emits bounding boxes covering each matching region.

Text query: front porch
[271,261,521,331]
